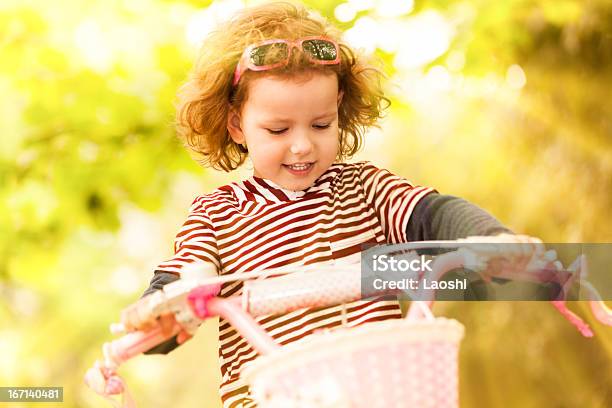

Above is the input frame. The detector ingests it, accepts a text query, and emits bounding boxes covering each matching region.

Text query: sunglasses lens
[249,42,289,66]
[302,39,338,61]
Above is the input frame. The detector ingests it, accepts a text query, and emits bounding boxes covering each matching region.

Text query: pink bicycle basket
[241,317,465,408]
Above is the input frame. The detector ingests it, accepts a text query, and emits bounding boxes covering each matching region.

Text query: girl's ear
[227,107,245,144]
[337,90,344,107]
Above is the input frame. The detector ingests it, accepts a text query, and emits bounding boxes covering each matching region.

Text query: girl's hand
[491,232,546,260]
[121,297,194,344]
[489,233,550,275]
[140,313,193,345]
[459,233,559,278]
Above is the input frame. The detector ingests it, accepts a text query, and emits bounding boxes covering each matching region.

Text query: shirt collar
[235,163,343,203]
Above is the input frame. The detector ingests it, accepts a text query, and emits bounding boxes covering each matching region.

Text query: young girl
[132,2,542,407]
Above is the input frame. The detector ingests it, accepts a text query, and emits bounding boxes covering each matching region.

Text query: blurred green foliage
[0,0,610,407]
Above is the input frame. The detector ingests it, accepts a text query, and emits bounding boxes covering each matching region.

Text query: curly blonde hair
[175,1,390,172]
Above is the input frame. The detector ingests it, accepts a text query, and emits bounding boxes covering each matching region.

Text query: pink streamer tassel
[551,301,593,337]
[105,376,125,395]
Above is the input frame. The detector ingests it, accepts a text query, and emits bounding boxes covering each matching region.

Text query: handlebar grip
[104,323,181,366]
[244,265,362,316]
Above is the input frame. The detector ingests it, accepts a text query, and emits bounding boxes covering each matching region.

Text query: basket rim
[242,317,464,382]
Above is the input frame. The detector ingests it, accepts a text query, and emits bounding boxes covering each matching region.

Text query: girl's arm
[406,193,512,241]
[142,270,180,297]
[141,271,182,355]
[405,194,556,300]
[138,196,220,354]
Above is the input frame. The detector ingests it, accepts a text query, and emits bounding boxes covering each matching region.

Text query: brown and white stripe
[156,161,434,407]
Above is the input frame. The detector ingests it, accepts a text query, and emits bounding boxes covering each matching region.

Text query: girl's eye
[266,128,288,135]
[313,123,331,130]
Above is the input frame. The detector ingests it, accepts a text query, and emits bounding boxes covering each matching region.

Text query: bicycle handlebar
[86,242,611,404]
[104,247,610,366]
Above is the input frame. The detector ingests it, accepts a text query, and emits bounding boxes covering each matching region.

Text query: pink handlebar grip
[243,265,362,317]
[105,323,181,366]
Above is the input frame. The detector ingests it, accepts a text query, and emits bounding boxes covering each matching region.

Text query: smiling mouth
[284,162,314,171]
[282,162,316,175]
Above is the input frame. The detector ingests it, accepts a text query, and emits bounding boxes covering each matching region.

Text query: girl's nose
[289,134,313,155]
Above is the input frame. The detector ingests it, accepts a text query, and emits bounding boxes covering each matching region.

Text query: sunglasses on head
[232,36,341,86]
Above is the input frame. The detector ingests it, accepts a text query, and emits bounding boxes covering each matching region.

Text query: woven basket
[241,317,464,408]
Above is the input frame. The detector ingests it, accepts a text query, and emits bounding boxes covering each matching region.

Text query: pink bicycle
[85,241,612,407]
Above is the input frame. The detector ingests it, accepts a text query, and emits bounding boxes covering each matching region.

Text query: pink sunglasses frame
[232,36,341,86]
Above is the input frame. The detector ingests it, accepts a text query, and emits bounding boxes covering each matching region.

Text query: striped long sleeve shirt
[148,160,510,407]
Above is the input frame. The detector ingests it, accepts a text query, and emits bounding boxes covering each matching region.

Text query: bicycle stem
[207,297,280,355]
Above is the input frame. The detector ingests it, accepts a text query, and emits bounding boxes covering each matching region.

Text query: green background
[1,0,610,406]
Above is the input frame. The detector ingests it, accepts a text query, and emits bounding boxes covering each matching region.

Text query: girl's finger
[514,234,533,259]
[159,314,175,336]
[527,236,545,258]
[140,320,155,331]
[177,331,193,344]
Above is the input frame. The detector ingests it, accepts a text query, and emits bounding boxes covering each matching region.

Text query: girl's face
[228,72,343,191]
